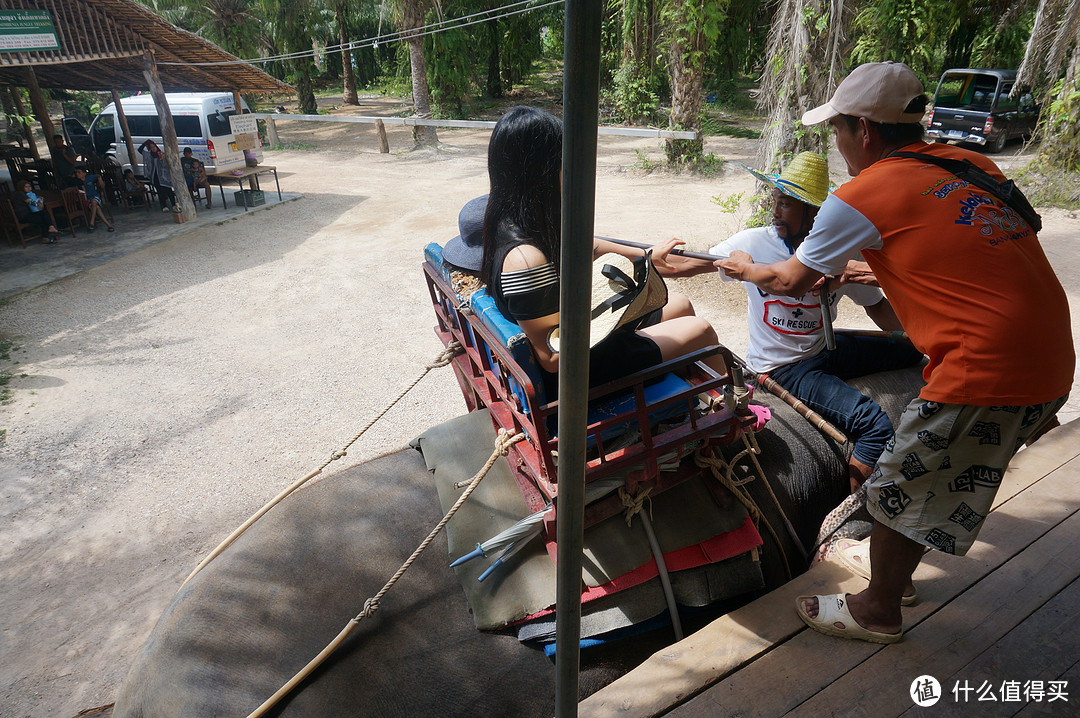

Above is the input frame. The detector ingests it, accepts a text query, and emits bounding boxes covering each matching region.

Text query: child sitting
[74,168,114,232]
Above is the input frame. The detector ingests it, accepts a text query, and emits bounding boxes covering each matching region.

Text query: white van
[63,92,263,174]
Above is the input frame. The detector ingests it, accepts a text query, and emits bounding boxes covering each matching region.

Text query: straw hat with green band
[743,151,830,207]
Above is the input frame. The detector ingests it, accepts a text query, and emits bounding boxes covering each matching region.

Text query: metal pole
[820,277,836,350]
[556,0,601,715]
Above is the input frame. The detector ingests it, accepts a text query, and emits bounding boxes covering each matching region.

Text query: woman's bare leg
[639,315,727,375]
[661,292,696,321]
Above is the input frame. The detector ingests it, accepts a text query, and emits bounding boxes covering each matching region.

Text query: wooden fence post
[375,118,389,153]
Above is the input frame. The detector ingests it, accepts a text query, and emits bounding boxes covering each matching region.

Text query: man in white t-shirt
[713,152,923,493]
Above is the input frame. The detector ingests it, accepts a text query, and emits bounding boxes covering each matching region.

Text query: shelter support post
[8,86,38,159]
[24,68,54,157]
[555,0,602,715]
[142,52,196,221]
[112,89,138,172]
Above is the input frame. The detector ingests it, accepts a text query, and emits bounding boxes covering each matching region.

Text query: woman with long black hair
[479,105,725,397]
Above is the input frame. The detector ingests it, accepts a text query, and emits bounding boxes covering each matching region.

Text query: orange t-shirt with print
[812,142,1072,405]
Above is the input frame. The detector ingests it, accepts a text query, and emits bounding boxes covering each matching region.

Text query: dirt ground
[1,95,1078,717]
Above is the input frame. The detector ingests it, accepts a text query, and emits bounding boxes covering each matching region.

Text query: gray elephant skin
[112,366,923,717]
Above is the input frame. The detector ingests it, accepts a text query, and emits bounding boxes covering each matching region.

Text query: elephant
[111,364,924,717]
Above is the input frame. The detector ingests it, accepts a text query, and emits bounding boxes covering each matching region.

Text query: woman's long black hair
[479,106,563,286]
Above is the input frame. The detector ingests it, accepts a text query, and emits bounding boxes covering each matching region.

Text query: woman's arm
[592,236,714,277]
[502,244,561,373]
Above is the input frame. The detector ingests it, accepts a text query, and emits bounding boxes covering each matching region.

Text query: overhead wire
[159,0,564,67]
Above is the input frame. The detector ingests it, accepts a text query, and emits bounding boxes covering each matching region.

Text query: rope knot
[618,486,653,527]
[360,598,380,619]
[494,429,525,456]
[330,449,347,461]
[428,341,463,369]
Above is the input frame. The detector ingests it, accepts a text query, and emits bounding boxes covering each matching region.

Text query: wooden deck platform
[580,419,1080,717]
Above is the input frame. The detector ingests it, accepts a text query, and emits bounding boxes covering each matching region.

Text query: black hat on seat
[442,195,488,272]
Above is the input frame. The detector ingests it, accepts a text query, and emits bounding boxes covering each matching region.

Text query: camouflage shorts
[866,394,1068,556]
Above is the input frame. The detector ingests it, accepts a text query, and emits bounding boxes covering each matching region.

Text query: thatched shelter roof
[0,0,292,94]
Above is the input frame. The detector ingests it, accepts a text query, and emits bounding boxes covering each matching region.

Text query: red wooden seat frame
[423,258,757,529]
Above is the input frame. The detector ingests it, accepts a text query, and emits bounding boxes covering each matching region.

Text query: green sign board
[0,10,60,52]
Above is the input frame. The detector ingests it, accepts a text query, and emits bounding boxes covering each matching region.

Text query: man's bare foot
[799,591,902,636]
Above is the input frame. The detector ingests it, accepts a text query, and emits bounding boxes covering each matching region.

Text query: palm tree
[1017,0,1080,171]
[663,0,726,162]
[394,0,439,146]
[195,0,265,58]
[334,0,360,104]
[277,0,319,114]
[755,0,851,175]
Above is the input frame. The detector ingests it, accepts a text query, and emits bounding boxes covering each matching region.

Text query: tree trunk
[281,0,318,115]
[665,0,705,162]
[402,0,438,148]
[337,3,359,105]
[142,52,196,221]
[1039,45,1080,171]
[295,69,318,115]
[1017,0,1080,173]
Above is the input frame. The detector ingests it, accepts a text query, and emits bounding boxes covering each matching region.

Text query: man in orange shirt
[719,61,1073,644]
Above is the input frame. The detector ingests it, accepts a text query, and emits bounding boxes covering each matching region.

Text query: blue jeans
[768,335,924,467]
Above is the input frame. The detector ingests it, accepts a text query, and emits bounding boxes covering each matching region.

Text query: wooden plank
[668,453,1080,718]
[578,420,1080,718]
[1011,660,1080,717]
[786,507,1080,717]
[896,576,1080,717]
[986,419,1080,509]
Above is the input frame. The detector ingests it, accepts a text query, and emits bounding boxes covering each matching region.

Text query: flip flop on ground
[796,593,903,644]
[833,537,918,606]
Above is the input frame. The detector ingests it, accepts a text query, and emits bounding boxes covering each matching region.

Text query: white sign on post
[230,114,258,151]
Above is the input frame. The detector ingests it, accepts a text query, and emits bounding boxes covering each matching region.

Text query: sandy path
[1,97,1077,716]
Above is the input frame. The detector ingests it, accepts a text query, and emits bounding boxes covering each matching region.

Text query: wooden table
[205,165,280,211]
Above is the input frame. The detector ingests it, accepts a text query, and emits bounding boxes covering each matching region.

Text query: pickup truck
[925,68,1039,152]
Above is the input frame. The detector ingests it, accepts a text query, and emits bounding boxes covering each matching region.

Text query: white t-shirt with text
[711,225,883,373]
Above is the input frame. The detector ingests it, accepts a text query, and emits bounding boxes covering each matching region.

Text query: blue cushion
[585,372,691,444]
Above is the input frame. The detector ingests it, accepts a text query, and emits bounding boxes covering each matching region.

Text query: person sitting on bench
[478,105,727,400]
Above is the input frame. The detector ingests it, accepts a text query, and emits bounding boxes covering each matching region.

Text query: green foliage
[500,12,543,91]
[968,11,1033,69]
[706,0,768,93]
[425,16,474,116]
[1037,75,1080,174]
[745,203,771,228]
[606,61,661,123]
[362,74,413,98]
[540,21,563,58]
[659,130,723,173]
[850,0,952,86]
[662,0,728,57]
[710,191,745,213]
[672,150,725,176]
[1014,159,1080,210]
[0,338,17,406]
[633,147,663,171]
[700,111,760,139]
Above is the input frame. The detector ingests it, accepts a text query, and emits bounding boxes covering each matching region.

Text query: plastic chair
[59,187,90,237]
